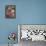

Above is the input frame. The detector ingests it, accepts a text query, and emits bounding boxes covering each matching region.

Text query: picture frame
[5,5,16,18]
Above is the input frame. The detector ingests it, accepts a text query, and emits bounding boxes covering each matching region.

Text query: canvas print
[18,24,46,41]
[5,5,16,18]
[18,25,46,46]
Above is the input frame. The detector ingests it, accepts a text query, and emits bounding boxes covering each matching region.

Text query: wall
[0,0,46,44]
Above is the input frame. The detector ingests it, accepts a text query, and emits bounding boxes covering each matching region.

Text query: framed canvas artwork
[5,5,16,18]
